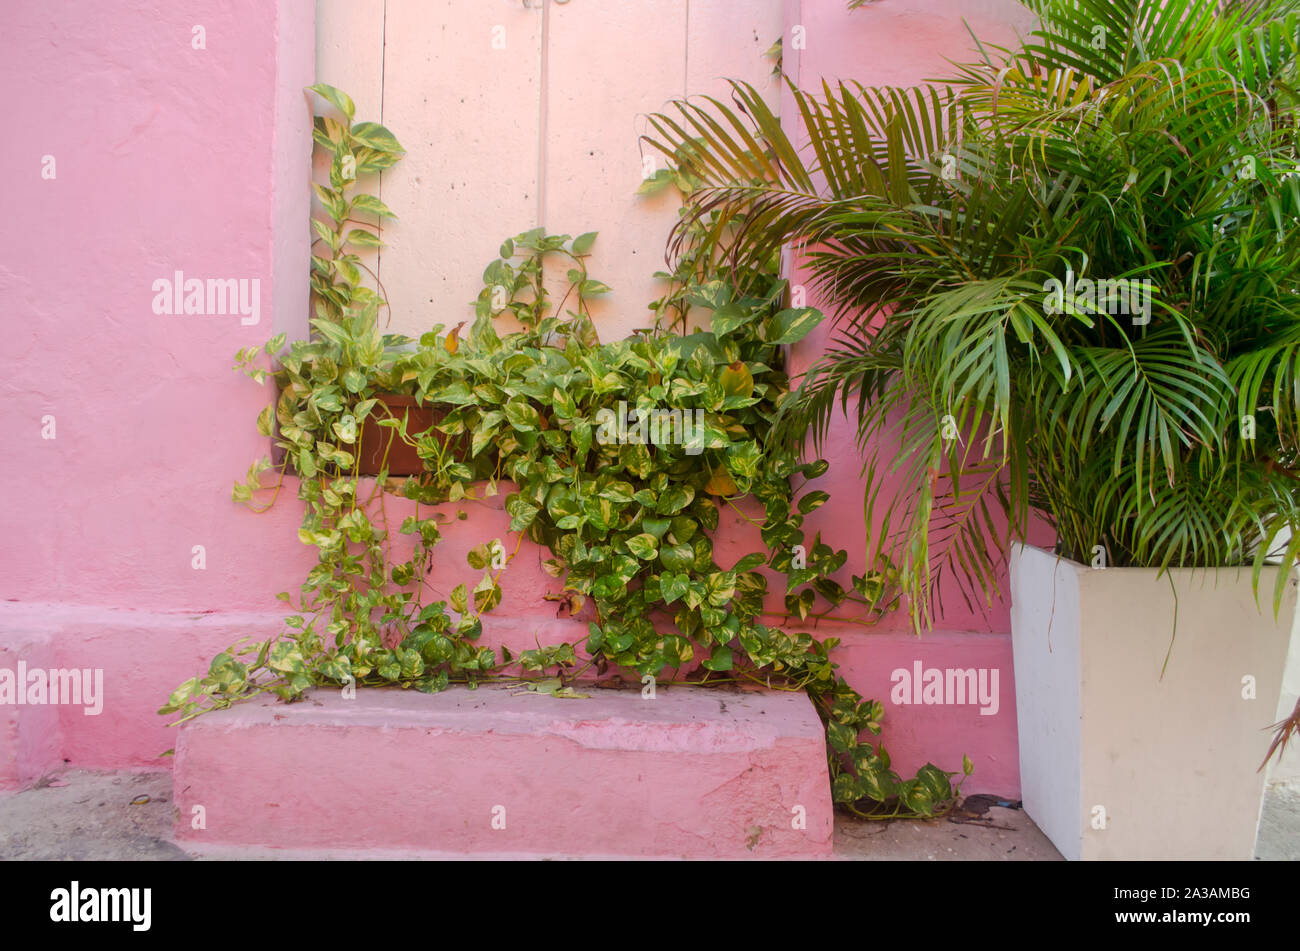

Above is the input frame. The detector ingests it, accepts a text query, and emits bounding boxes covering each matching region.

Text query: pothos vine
[160,84,971,819]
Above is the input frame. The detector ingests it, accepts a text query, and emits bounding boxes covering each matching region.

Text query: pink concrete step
[0,629,63,791]
[173,683,833,857]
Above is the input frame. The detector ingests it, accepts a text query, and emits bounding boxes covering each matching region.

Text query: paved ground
[0,771,187,861]
[0,769,1293,860]
[834,798,1064,860]
[1256,783,1300,861]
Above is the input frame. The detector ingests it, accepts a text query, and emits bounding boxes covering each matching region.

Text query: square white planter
[1010,543,1297,860]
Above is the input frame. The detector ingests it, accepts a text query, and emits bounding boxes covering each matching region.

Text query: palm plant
[644,0,1300,645]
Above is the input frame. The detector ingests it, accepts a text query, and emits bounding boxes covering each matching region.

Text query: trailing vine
[161,84,971,819]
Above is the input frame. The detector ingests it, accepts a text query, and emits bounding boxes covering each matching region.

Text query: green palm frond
[649,0,1300,628]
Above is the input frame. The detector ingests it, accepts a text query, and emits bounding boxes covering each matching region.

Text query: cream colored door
[316,0,781,342]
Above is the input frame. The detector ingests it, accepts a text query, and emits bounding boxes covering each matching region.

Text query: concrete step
[0,629,63,791]
[172,683,833,858]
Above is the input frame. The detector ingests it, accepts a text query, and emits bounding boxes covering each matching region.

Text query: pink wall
[1,0,1035,797]
[774,0,1043,791]
[2,0,315,610]
[0,0,316,776]
[781,0,1043,635]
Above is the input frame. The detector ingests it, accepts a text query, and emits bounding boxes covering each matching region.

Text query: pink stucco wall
[2,0,315,610]
[1,0,315,780]
[774,0,1043,791]
[2,0,1036,798]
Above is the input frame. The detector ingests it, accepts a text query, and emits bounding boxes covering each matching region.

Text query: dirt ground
[0,769,1294,860]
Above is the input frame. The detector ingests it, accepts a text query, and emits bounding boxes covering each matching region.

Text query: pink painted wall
[774,0,1044,792]
[1,0,1036,797]
[2,0,315,611]
[0,0,316,775]
[781,0,1043,635]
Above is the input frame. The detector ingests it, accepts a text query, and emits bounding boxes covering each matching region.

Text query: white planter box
[1010,543,1297,860]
